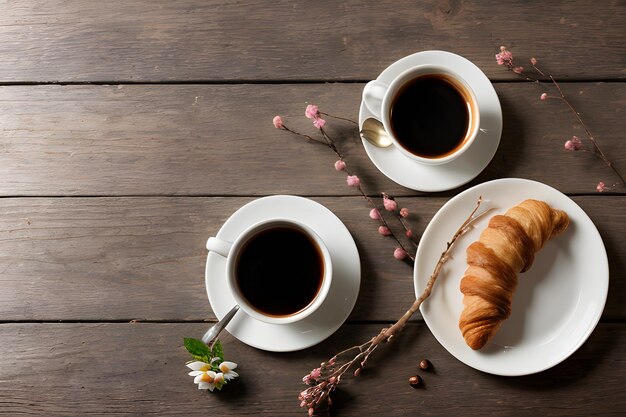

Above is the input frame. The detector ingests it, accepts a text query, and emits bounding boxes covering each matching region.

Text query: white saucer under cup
[205,196,361,352]
[360,51,503,192]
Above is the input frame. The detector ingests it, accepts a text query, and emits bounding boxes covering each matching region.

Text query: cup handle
[206,237,233,258]
[362,79,388,121]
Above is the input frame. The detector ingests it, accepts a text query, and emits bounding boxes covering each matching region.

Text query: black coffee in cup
[390,74,474,159]
[235,226,324,317]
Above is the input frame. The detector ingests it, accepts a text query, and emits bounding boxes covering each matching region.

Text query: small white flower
[187,360,210,372]
[186,358,239,391]
[187,361,217,391]
[218,361,239,381]
[214,372,225,387]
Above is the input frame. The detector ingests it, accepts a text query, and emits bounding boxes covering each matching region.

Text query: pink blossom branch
[381,192,418,247]
[545,75,625,186]
[496,46,624,189]
[299,197,489,415]
[274,111,416,262]
[317,127,414,260]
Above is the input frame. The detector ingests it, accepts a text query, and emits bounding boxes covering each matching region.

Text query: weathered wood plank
[0,0,623,82]
[0,196,623,321]
[0,322,623,416]
[0,83,624,196]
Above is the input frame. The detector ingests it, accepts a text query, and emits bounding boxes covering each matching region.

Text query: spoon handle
[202,304,240,348]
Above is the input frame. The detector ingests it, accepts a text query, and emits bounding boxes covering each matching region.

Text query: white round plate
[414,178,608,375]
[205,195,360,352]
[359,50,503,192]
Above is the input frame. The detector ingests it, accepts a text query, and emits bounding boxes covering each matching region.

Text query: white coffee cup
[206,219,332,325]
[362,64,480,165]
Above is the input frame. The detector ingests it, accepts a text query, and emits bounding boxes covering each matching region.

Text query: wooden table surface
[1,1,624,415]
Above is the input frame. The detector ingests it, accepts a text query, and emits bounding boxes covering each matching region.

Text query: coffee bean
[419,359,431,370]
[408,375,420,388]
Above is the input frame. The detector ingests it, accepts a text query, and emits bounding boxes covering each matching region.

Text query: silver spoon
[360,118,393,148]
[202,304,240,348]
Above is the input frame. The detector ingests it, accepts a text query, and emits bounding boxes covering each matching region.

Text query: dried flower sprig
[298,197,489,415]
[274,106,416,262]
[496,46,624,192]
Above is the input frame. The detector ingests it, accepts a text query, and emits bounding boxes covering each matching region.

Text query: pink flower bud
[540,93,548,101]
[495,47,513,65]
[406,229,414,238]
[334,160,346,171]
[530,57,537,65]
[310,368,321,379]
[393,248,407,260]
[354,368,361,377]
[512,66,524,74]
[313,117,326,129]
[378,226,391,236]
[383,195,398,211]
[300,400,307,408]
[597,181,606,192]
[399,207,409,217]
[564,136,582,151]
[305,104,319,119]
[272,115,284,129]
[308,407,315,416]
[369,208,381,220]
[328,376,336,384]
[346,175,360,187]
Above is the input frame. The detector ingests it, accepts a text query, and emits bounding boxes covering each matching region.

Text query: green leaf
[184,337,211,359]
[211,339,224,362]
[195,354,213,363]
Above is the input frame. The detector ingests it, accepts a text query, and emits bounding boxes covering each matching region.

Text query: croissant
[458,199,569,350]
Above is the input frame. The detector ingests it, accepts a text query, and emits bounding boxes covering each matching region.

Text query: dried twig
[298,197,489,415]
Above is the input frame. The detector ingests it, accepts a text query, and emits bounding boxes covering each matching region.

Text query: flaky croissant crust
[459,199,569,350]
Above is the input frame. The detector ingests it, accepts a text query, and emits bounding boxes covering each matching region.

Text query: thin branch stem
[531,63,546,77]
[318,126,416,261]
[397,215,418,247]
[319,111,359,126]
[281,125,328,146]
[373,197,488,343]
[299,197,488,414]
[547,75,625,186]
[502,50,624,187]
[279,122,416,262]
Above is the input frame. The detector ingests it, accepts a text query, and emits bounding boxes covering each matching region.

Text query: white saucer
[359,51,503,192]
[414,179,608,375]
[205,195,361,352]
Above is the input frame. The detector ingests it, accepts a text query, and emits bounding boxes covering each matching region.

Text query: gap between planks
[0,79,624,87]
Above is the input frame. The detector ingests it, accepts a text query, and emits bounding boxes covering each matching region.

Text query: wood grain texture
[0,322,623,416]
[1,82,624,197]
[0,0,624,82]
[0,196,623,321]
[1,1,623,414]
